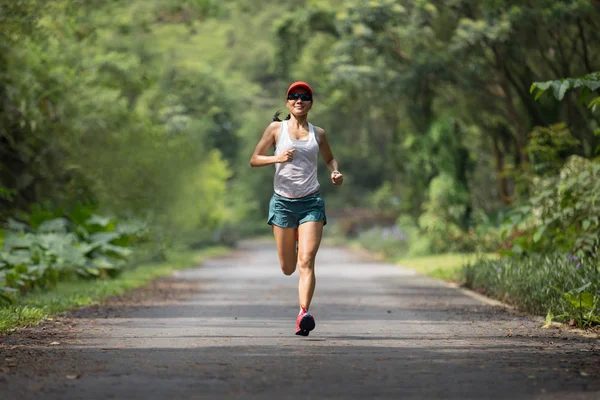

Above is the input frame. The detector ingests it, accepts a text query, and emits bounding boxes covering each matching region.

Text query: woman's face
[286,87,313,117]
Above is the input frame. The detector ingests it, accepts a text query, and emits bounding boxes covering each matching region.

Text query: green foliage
[464,253,600,327]
[271,0,600,233]
[5,0,600,240]
[0,0,240,244]
[0,246,229,333]
[461,69,600,327]
[501,157,600,255]
[3,1,600,330]
[0,208,146,303]
[398,253,496,282]
[531,72,600,111]
[0,306,47,333]
[367,182,401,214]
[526,123,580,177]
[418,173,470,252]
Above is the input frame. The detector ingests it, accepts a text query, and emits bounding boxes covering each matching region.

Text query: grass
[0,246,230,333]
[330,232,498,282]
[395,253,497,281]
[463,254,600,327]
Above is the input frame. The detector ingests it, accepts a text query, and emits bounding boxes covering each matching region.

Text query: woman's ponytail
[273,110,291,122]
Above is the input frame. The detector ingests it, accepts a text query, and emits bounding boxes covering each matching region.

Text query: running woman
[250,81,343,336]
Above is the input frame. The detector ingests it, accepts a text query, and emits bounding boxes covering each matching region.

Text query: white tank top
[273,120,320,198]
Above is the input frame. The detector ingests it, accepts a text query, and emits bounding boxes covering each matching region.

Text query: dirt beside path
[1,241,599,400]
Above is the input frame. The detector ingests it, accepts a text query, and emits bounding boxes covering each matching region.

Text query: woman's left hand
[331,171,343,186]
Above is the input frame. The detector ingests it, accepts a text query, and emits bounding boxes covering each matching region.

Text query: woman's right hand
[278,148,296,163]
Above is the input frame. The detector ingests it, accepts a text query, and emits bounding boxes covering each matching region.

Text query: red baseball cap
[287,81,313,98]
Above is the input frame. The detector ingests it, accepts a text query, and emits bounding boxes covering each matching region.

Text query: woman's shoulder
[265,121,282,145]
[262,121,282,137]
[311,124,326,139]
[267,121,282,131]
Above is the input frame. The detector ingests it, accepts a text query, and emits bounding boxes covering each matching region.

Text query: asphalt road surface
[1,240,599,399]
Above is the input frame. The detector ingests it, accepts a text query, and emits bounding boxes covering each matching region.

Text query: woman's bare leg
[297,221,324,310]
[272,226,298,275]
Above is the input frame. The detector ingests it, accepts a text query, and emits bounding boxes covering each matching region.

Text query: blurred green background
[1,0,599,326]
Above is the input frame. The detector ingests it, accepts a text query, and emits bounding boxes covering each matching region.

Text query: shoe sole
[295,314,315,336]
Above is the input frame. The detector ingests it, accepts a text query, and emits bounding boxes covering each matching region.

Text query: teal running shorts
[268,191,327,228]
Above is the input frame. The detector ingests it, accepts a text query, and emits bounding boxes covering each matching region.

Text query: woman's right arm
[250,122,295,167]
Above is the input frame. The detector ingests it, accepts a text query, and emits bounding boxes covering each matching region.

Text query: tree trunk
[494,46,529,167]
[492,130,511,206]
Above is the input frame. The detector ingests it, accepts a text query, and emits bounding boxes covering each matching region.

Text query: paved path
[2,241,600,399]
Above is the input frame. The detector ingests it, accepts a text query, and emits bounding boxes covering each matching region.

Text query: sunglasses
[287,93,312,101]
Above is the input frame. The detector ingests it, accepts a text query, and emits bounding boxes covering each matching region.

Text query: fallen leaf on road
[580,371,589,377]
[50,342,60,345]
[66,374,80,380]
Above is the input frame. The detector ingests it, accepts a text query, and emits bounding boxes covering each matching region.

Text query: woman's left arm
[317,127,343,186]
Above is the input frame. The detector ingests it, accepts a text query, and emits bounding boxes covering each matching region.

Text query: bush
[464,253,600,327]
[0,209,146,304]
[501,156,600,255]
[351,213,500,259]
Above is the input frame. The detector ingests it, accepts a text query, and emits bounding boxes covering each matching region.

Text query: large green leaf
[557,80,569,101]
[88,232,121,245]
[102,244,133,259]
[566,291,596,311]
[28,264,49,274]
[68,204,97,226]
[86,215,112,227]
[582,219,591,231]
[588,97,600,112]
[2,233,35,251]
[92,256,117,269]
[583,80,600,91]
[571,282,592,295]
[5,219,28,233]
[533,73,599,110]
[116,220,147,236]
[1,251,33,266]
[83,267,100,277]
[35,233,77,251]
[530,81,552,93]
[532,227,545,243]
[37,218,70,233]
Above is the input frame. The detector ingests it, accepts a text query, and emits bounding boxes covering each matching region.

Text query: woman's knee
[297,253,315,271]
[280,262,296,275]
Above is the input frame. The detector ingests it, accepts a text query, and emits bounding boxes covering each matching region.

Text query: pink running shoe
[295,308,316,336]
